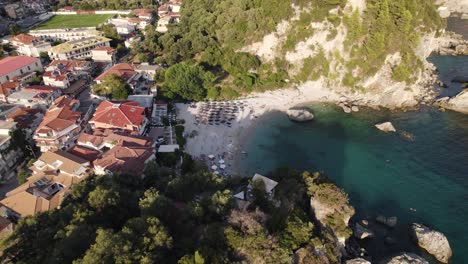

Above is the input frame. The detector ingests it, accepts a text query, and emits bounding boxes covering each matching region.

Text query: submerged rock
[287,109,314,122]
[375,215,397,227]
[384,236,397,246]
[411,223,452,263]
[346,258,371,264]
[375,122,396,133]
[386,253,429,264]
[354,223,374,239]
[386,216,398,227]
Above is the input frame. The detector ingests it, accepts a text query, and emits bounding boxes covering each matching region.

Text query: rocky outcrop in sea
[385,253,429,264]
[346,258,371,264]
[375,122,396,133]
[411,223,452,263]
[287,108,314,122]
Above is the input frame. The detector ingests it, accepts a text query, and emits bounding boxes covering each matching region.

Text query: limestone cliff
[240,0,465,109]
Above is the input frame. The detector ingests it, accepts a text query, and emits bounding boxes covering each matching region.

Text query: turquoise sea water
[239,105,468,263]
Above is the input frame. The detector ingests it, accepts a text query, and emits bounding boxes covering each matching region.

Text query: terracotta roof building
[93,144,155,176]
[0,56,43,84]
[6,85,61,109]
[43,60,92,89]
[0,81,21,102]
[0,151,90,218]
[76,128,155,176]
[10,33,52,57]
[33,96,84,152]
[95,63,137,83]
[89,101,148,134]
[132,8,155,20]
[6,107,44,141]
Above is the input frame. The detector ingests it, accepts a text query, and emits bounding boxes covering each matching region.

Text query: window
[28,66,31,70]
[20,69,23,74]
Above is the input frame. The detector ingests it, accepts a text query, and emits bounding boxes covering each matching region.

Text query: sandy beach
[177,80,340,175]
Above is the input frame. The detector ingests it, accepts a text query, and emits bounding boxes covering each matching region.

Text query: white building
[91,46,116,63]
[48,36,112,60]
[124,36,141,48]
[43,60,93,89]
[0,121,22,182]
[10,34,52,57]
[135,63,160,81]
[29,28,104,42]
[108,18,136,35]
[0,56,43,84]
[156,14,180,33]
[7,86,61,110]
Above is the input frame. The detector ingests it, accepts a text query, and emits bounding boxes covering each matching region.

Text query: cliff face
[241,1,446,109]
[436,0,468,16]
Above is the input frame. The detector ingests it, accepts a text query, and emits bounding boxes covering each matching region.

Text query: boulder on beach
[286,109,314,122]
[354,223,374,239]
[375,122,396,133]
[346,258,371,264]
[342,105,352,113]
[411,223,452,263]
[351,105,359,112]
[386,253,429,264]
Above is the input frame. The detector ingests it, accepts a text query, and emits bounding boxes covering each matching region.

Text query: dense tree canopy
[163,63,214,101]
[92,74,132,99]
[0,161,353,263]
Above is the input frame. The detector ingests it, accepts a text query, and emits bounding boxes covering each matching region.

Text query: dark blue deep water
[239,105,468,263]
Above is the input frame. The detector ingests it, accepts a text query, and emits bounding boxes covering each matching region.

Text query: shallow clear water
[240,105,468,263]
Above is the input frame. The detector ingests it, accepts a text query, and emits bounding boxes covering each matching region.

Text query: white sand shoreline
[177,82,340,175]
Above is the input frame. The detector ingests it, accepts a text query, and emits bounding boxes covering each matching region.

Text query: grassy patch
[33,14,113,30]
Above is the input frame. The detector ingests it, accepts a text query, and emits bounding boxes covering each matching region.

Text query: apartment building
[29,28,103,42]
[0,56,43,84]
[43,60,93,88]
[89,100,148,134]
[10,33,52,57]
[33,96,83,152]
[48,36,112,60]
[0,121,22,182]
[0,151,90,219]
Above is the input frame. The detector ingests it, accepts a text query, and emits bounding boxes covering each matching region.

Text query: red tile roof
[132,8,154,17]
[23,85,58,94]
[68,145,101,162]
[94,144,154,175]
[0,56,40,76]
[95,63,136,82]
[48,60,91,71]
[90,101,146,130]
[0,81,20,95]
[43,70,68,81]
[92,46,116,53]
[11,34,37,45]
[35,96,81,134]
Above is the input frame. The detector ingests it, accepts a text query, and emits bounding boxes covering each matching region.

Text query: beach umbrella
[211,165,218,170]
[219,159,225,164]
[208,154,215,159]
[220,164,226,170]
